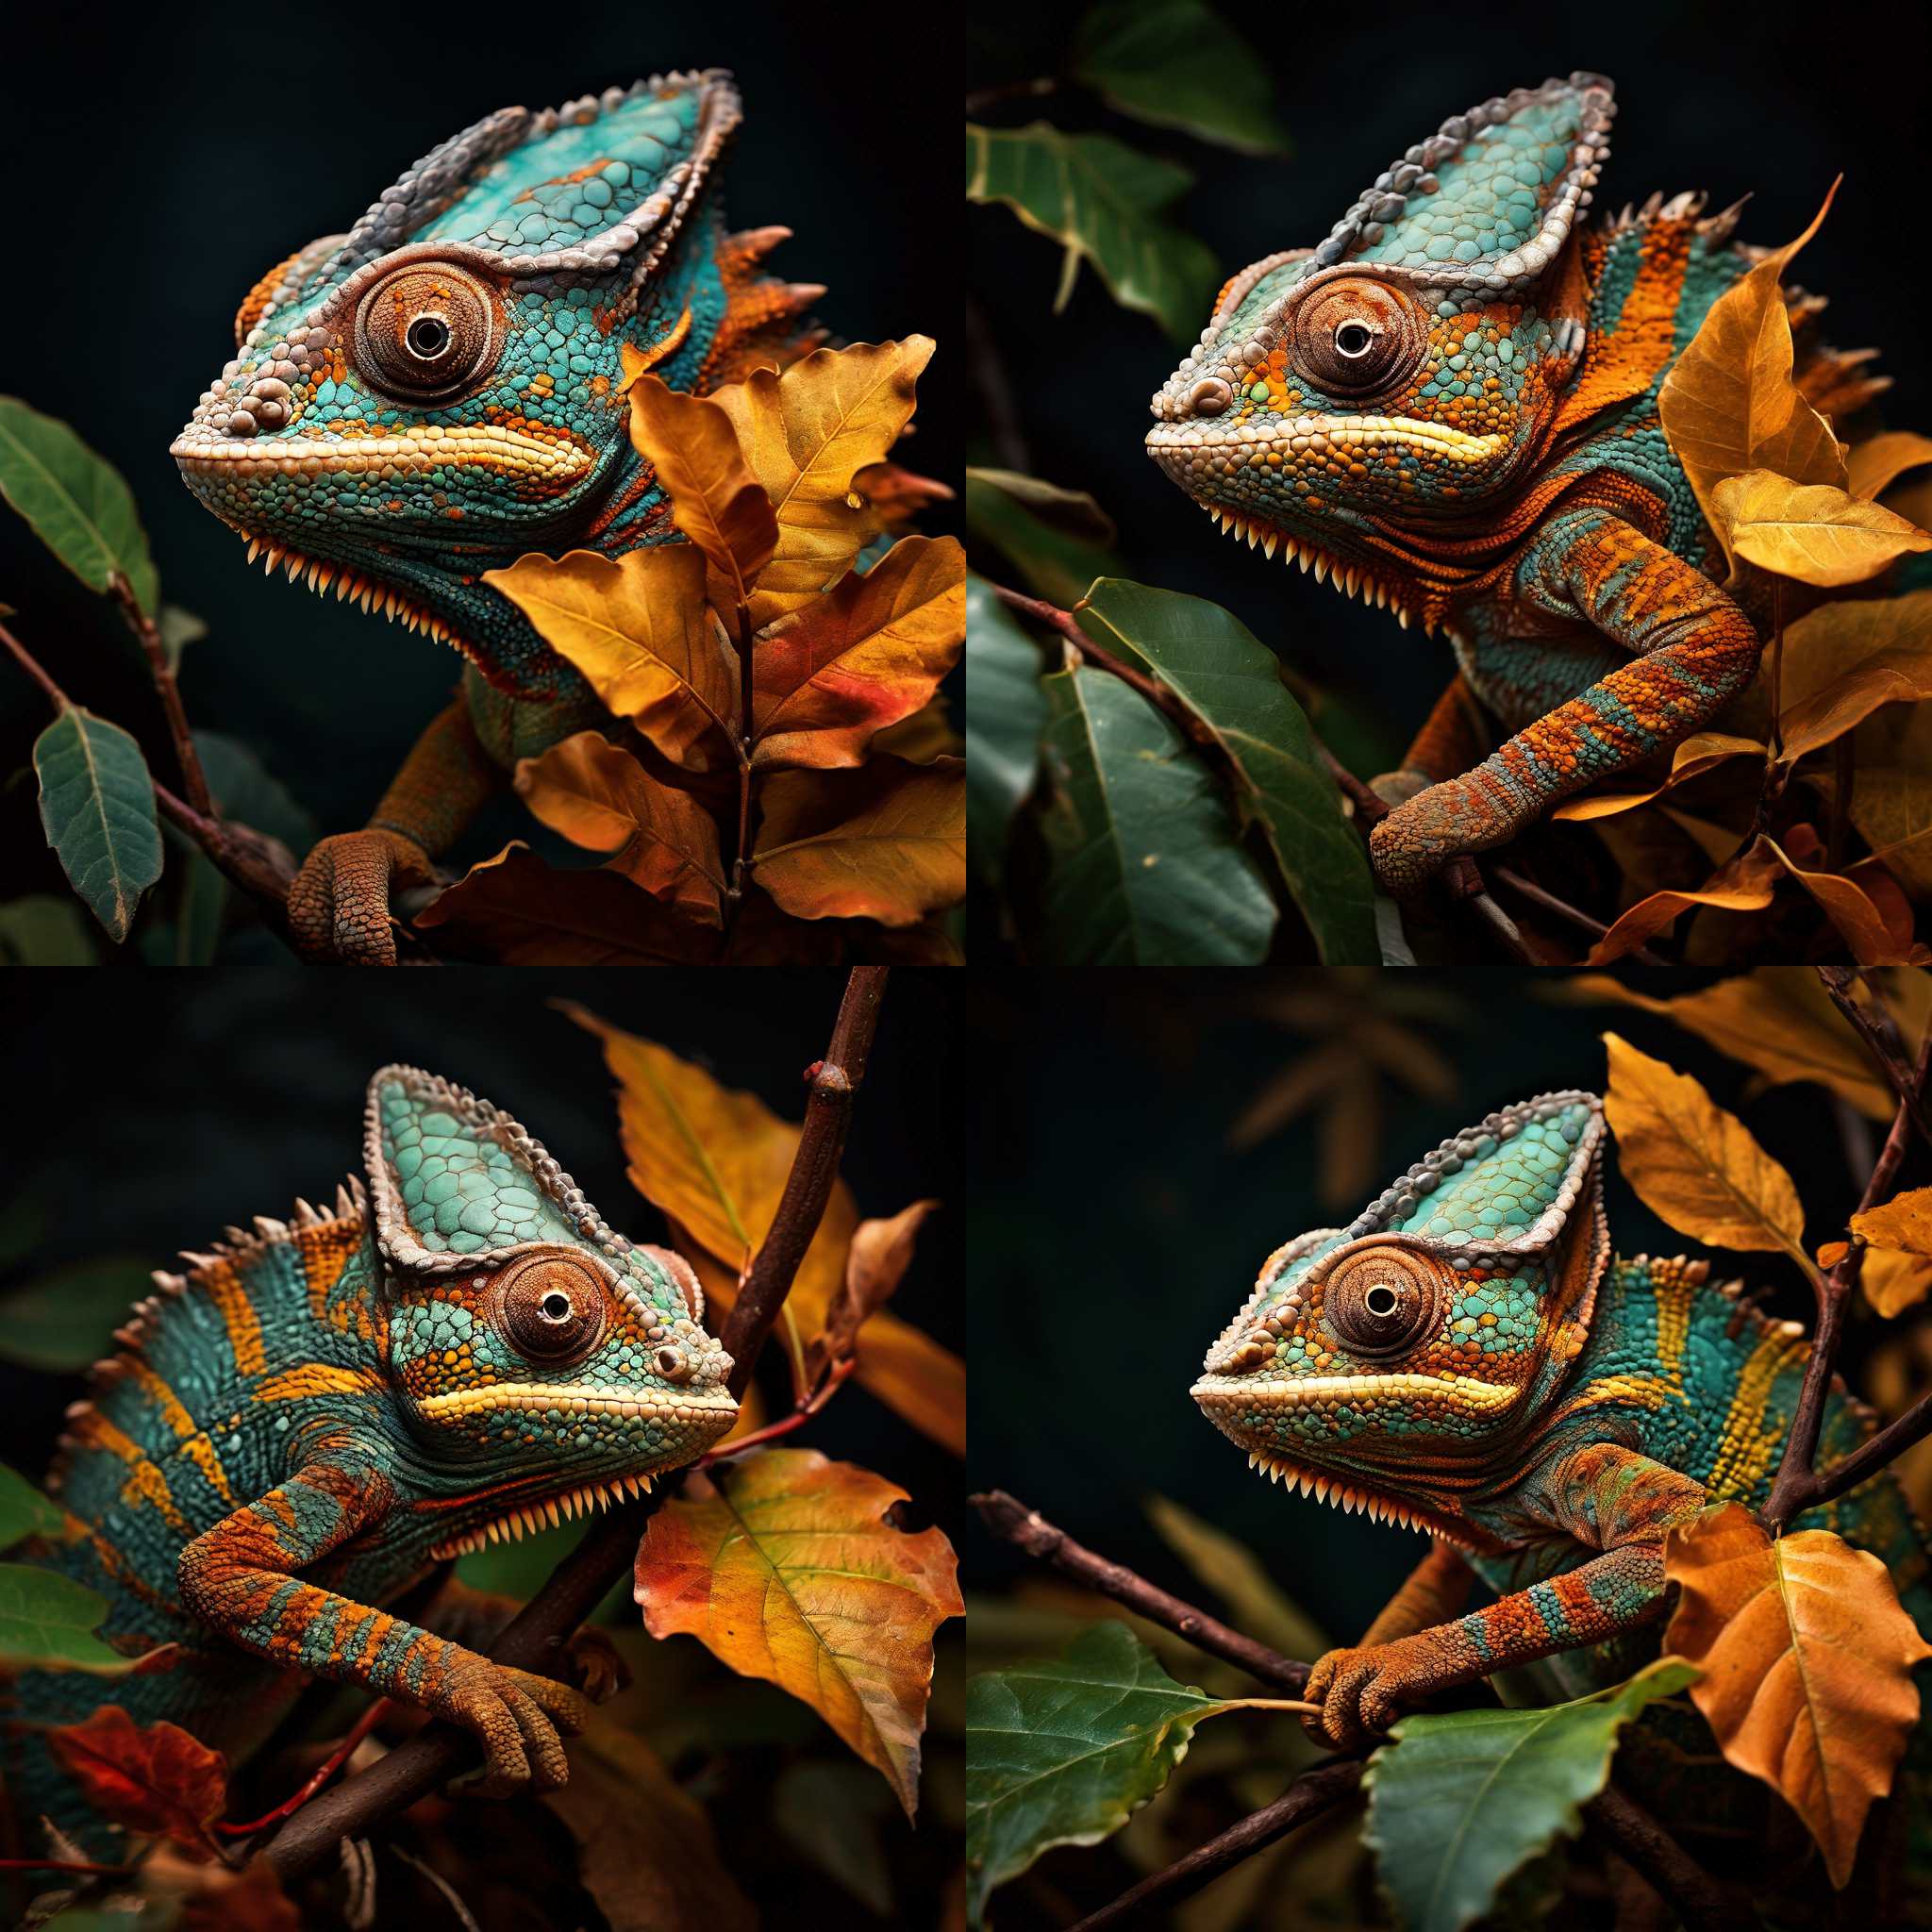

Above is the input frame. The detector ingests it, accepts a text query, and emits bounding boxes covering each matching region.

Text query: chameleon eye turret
[349,258,506,403]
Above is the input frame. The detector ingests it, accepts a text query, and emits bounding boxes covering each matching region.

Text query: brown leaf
[869,695,963,765]
[1657,184,1845,571]
[47,1704,226,1858]
[1848,431,1932,502]
[544,1716,757,1932]
[853,460,958,526]
[812,1201,941,1374]
[710,339,935,629]
[1664,1503,1930,1886]
[175,1859,301,1932]
[634,1447,962,1817]
[1765,836,1920,967]
[1848,769,1932,902]
[514,732,725,926]
[1585,840,1782,963]
[1776,591,1932,759]
[623,361,777,609]
[1603,1032,1816,1277]
[750,535,966,770]
[1709,472,1931,590]
[1551,732,1761,822]
[414,843,719,965]
[753,756,965,925]
[483,547,739,766]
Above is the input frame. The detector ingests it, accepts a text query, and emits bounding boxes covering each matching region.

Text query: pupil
[1338,324,1373,356]
[540,1291,572,1322]
[1365,1285,1398,1317]
[408,316,451,358]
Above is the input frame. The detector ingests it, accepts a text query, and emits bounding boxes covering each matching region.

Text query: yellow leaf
[633,1447,963,1815]
[1664,1504,1930,1886]
[1776,591,1932,758]
[513,732,725,927]
[1602,1032,1817,1280]
[1864,1250,1932,1318]
[753,756,965,925]
[623,363,777,609]
[1847,430,1932,503]
[710,339,934,629]
[1764,838,1920,967]
[1710,471,1932,590]
[484,547,739,767]
[750,535,967,770]
[1551,732,1761,822]
[1852,1187,1932,1257]
[1657,184,1845,571]
[1585,841,1781,964]
[822,1200,941,1364]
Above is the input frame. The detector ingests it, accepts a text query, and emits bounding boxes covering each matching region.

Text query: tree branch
[1584,1784,1756,1932]
[109,573,212,818]
[261,968,888,1879]
[1068,1760,1363,1930]
[971,1490,1307,1691]
[1817,968,1932,1152]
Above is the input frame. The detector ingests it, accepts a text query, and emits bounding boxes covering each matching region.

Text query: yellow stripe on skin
[416,1381,738,1423]
[1709,1327,1807,1499]
[1192,1371,1524,1413]
[198,1260,268,1376]
[252,1364,386,1404]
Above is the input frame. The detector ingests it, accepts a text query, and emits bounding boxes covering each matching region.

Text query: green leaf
[1143,1492,1330,1663]
[0,894,95,965]
[1037,663,1277,962]
[965,576,1047,883]
[965,468,1125,608]
[1363,1657,1700,1932]
[0,396,159,614]
[966,123,1221,341]
[1074,0,1292,155]
[966,1621,1253,1925]
[32,708,163,943]
[0,1562,143,1674]
[0,1257,153,1371]
[0,1464,67,1551]
[157,605,208,674]
[1075,580,1376,963]
[194,730,314,856]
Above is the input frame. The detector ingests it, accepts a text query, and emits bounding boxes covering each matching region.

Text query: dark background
[0,2,961,906]
[969,0,1932,780]
[964,968,1912,1655]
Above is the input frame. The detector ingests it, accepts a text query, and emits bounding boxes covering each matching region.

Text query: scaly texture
[1191,1090,1932,1841]
[0,1067,738,1855]
[1146,75,1889,892]
[171,75,823,952]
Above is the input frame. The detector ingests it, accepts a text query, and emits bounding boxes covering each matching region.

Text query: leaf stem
[108,573,212,818]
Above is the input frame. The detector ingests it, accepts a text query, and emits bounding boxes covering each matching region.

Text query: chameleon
[0,1064,736,1857]
[1191,1088,1932,1875]
[1145,74,1888,896]
[171,72,823,962]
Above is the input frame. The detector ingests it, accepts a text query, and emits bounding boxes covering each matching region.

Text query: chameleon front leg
[1356,1540,1475,1647]
[1304,1445,1707,1749]
[177,1458,590,1793]
[1368,509,1761,894]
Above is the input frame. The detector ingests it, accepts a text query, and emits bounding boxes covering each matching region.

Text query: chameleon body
[1146,75,1886,894]
[1191,1091,1932,1798]
[171,73,821,960]
[0,1067,735,1855]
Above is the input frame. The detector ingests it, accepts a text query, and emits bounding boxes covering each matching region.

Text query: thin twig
[1490,864,1669,967]
[971,1491,1307,1691]
[1584,1784,1756,1932]
[1067,1760,1363,1930]
[108,574,212,817]
[1817,968,1932,1151]
[262,969,886,1878]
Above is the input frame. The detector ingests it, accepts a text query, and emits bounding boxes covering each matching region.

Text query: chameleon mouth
[428,1471,657,1559]
[417,1382,740,1425]
[1234,1448,1487,1549]
[194,525,466,647]
[1191,1371,1523,1413]
[1144,412,1508,469]
[169,423,594,487]
[1183,501,1435,630]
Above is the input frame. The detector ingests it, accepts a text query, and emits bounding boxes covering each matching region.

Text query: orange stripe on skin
[197,1259,268,1375]
[252,1364,385,1404]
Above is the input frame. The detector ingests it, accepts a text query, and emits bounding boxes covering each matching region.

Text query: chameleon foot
[438,1657,593,1797]
[1302,1637,1440,1751]
[1369,778,1523,896]
[287,828,437,966]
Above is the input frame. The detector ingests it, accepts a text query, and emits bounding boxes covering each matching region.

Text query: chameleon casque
[1192,1091,1932,1863]
[1146,75,1889,896]
[171,72,821,962]
[0,1066,736,1854]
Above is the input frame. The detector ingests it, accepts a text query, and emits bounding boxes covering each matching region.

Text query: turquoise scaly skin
[1147,75,1889,895]
[1,1066,736,1857]
[1193,1092,1932,1874]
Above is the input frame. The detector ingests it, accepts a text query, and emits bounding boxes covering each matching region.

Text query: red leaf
[47,1704,227,1857]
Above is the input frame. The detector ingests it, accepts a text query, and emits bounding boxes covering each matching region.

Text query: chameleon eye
[1288,275,1428,397]
[1321,1247,1443,1357]
[496,1251,608,1364]
[351,261,503,404]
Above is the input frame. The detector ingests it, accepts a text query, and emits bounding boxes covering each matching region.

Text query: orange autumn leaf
[1847,430,1932,502]
[810,1200,941,1377]
[634,1447,962,1815]
[514,732,726,927]
[1585,840,1782,964]
[416,843,718,965]
[1861,1251,1932,1319]
[1657,183,1845,572]
[623,362,777,610]
[1551,731,1760,822]
[1852,1187,1932,1257]
[852,460,958,526]
[869,696,962,765]
[174,1859,302,1932]
[1602,1033,1816,1279]
[484,546,739,767]
[750,535,967,771]
[1775,591,1932,759]
[48,1704,227,1858]
[710,339,935,629]
[1708,471,1931,589]
[1663,1503,1930,1886]
[753,756,966,925]
[1765,836,1921,967]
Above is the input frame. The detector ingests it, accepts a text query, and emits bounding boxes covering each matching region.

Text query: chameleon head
[1145,75,1613,615]
[169,73,742,673]
[360,1065,736,1555]
[1191,1092,1608,1532]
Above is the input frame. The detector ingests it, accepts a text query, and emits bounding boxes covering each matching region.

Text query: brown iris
[1320,1244,1445,1356]
[1287,275,1429,398]
[351,261,502,403]
[496,1249,609,1364]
